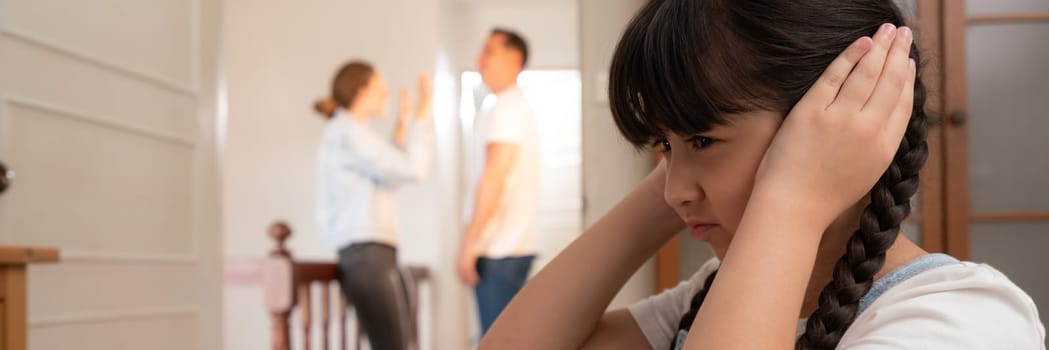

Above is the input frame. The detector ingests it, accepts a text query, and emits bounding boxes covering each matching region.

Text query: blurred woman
[314,60,432,350]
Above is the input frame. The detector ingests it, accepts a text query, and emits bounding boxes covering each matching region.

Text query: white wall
[579,0,656,309]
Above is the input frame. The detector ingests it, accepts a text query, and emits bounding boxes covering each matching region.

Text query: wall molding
[190,0,202,92]
[29,307,198,328]
[0,26,198,98]
[4,95,196,148]
[223,259,263,286]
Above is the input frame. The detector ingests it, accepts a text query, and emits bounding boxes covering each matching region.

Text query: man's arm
[457,142,518,285]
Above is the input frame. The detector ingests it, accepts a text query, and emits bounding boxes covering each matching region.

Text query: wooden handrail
[0,247,59,264]
[1,246,59,350]
[295,262,338,283]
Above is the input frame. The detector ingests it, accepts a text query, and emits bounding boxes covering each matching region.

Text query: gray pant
[337,243,415,350]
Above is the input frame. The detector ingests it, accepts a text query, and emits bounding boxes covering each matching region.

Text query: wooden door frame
[941,0,973,260]
[915,0,947,254]
[940,1,1049,260]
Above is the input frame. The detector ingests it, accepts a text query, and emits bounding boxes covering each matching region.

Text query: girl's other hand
[754,23,916,229]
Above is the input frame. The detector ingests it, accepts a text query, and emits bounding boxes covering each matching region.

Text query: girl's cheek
[708,185,746,234]
[720,170,758,234]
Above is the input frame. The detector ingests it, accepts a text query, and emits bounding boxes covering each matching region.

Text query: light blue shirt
[316,110,433,250]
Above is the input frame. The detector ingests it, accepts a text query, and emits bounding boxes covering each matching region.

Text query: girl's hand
[753,24,916,229]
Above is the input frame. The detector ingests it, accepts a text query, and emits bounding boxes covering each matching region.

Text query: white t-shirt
[629,256,1046,349]
[467,86,540,258]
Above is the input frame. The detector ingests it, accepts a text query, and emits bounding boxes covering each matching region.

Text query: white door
[0,0,223,349]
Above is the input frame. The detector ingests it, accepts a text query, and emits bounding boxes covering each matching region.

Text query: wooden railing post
[320,285,330,350]
[263,222,294,350]
[337,295,347,350]
[0,246,59,350]
[298,282,312,350]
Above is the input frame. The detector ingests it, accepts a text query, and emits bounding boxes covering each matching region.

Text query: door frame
[940,0,1049,260]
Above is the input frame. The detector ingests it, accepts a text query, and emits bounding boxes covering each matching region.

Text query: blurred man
[456,28,540,335]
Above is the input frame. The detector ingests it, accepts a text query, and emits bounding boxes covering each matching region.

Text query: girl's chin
[702,231,732,261]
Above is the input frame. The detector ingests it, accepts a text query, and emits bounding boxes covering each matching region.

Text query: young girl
[479,0,1045,349]
[314,61,432,350]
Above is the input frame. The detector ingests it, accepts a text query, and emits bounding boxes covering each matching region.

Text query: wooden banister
[298,282,312,350]
[0,246,59,350]
[260,221,432,350]
[337,296,347,350]
[320,284,331,350]
[264,222,295,350]
[0,247,59,264]
[295,263,338,283]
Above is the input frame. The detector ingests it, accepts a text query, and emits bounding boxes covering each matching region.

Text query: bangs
[608,0,778,147]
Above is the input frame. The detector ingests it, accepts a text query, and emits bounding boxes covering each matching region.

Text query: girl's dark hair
[314,60,375,119]
[608,0,928,349]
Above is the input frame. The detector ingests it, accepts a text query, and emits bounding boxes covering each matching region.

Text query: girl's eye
[652,138,671,153]
[689,135,718,150]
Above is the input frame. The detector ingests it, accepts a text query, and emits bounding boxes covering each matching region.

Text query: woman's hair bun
[314,98,338,119]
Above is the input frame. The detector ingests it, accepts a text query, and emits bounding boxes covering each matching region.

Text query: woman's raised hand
[415,74,433,120]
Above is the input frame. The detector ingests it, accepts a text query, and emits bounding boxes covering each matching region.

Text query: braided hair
[673,270,719,350]
[607,0,928,349]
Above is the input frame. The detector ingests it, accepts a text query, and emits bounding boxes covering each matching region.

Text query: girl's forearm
[684,185,828,350]
[480,163,684,350]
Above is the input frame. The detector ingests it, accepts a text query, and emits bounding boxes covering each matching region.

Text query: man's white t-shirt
[629,256,1046,349]
[467,86,540,258]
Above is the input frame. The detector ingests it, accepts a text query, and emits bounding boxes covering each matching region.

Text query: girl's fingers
[832,23,897,111]
[863,26,915,119]
[805,36,873,109]
[885,58,917,150]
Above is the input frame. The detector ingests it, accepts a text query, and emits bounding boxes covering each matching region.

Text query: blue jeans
[474,255,535,335]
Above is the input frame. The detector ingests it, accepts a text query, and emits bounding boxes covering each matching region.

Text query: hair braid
[795,62,929,350]
[669,270,719,350]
